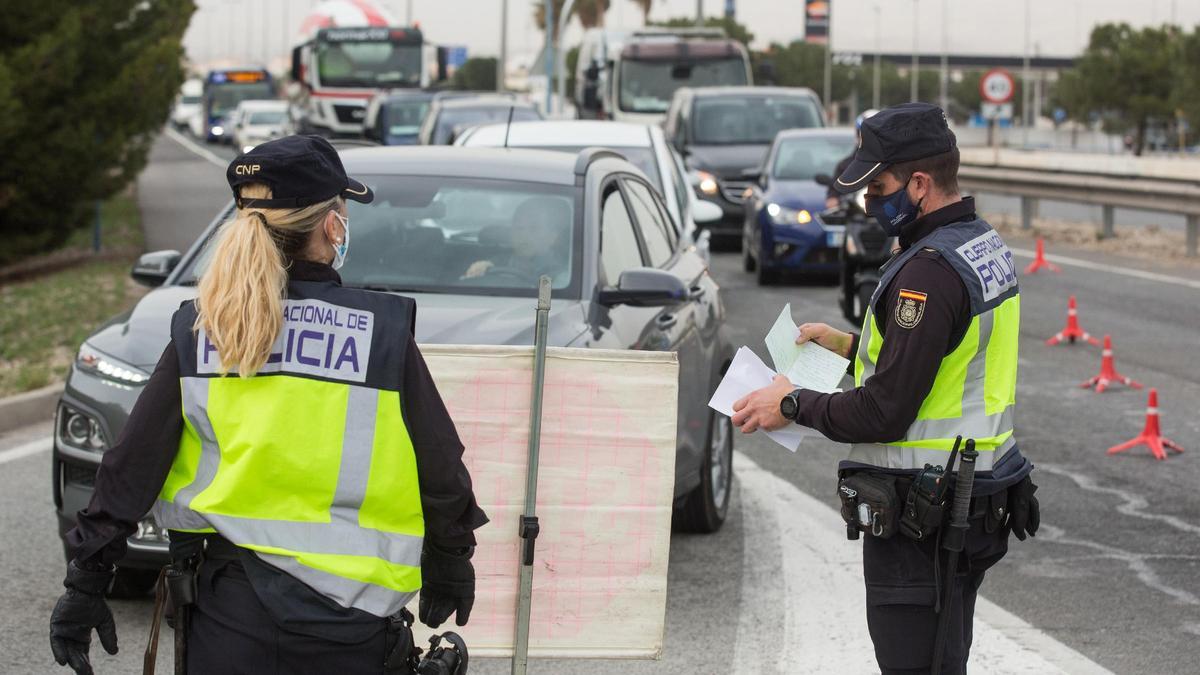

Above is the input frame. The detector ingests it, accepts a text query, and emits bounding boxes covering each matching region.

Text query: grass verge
[0,191,148,396]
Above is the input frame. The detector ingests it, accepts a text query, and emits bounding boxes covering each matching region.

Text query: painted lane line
[733,451,1113,674]
[0,437,51,465]
[1039,464,1200,538]
[1010,247,1200,291]
[163,125,228,169]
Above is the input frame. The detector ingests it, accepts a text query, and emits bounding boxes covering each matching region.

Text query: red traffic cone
[1046,296,1101,346]
[1107,389,1185,460]
[1080,335,1143,393]
[1024,238,1061,274]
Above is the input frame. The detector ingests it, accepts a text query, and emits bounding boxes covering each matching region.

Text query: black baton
[931,439,978,675]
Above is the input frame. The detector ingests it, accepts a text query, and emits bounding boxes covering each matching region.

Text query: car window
[623,179,674,267]
[600,187,644,284]
[773,136,856,180]
[513,145,662,192]
[692,95,824,144]
[435,107,540,145]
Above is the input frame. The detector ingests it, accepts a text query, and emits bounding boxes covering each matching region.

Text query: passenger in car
[461,196,572,284]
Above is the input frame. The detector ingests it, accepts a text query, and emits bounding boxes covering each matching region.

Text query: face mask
[867,180,923,237]
[331,211,350,271]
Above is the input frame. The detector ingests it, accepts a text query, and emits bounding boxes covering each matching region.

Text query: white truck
[290,12,431,137]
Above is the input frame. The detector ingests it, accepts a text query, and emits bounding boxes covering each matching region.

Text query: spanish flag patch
[895,289,927,329]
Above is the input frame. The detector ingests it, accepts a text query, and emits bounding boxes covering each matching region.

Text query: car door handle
[689,285,705,300]
[656,313,678,330]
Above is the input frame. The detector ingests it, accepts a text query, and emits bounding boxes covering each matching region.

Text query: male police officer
[733,103,1040,675]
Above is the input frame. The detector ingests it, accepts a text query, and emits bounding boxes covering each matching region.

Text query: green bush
[0,0,194,266]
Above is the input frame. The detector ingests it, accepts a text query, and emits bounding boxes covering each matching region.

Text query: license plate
[826,230,845,247]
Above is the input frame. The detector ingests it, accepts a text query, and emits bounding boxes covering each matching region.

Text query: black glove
[419,543,475,628]
[50,560,118,675]
[1007,476,1041,541]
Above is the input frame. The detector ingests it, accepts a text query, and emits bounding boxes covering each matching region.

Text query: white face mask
[331,211,350,271]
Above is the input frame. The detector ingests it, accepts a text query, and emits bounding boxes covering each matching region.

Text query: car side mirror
[814,173,833,187]
[692,199,722,225]
[598,268,688,308]
[131,250,181,287]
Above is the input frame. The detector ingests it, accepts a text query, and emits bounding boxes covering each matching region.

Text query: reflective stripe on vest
[155,293,424,618]
[849,217,1020,471]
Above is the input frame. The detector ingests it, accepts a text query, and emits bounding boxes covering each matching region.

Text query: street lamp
[872,4,881,110]
[910,0,919,102]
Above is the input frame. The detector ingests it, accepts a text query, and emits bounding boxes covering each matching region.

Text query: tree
[1059,23,1177,155]
[532,0,610,31]
[0,0,194,264]
[451,57,498,92]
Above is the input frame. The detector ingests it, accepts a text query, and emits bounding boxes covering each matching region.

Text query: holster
[384,607,421,674]
[837,472,901,539]
[144,535,204,675]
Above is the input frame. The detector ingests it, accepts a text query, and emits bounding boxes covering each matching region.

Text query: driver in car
[461,196,571,284]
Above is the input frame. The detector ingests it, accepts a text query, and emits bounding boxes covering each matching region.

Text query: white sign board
[980,69,1015,104]
[981,102,1014,120]
[410,345,680,658]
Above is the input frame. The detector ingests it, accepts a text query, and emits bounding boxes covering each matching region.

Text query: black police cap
[226,135,374,209]
[833,102,956,194]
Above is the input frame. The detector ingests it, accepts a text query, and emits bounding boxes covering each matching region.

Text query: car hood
[687,144,770,180]
[83,286,589,371]
[764,180,830,213]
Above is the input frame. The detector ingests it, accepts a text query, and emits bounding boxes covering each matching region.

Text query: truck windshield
[619,57,748,113]
[209,83,275,117]
[692,95,824,145]
[318,41,422,88]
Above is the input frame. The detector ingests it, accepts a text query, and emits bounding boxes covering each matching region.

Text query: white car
[171,79,203,129]
[229,100,290,153]
[455,120,720,261]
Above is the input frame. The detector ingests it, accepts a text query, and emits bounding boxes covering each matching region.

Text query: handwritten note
[708,347,810,452]
[765,304,850,393]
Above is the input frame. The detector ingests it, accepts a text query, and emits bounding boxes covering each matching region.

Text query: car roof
[689,86,819,98]
[339,146,581,185]
[234,99,287,110]
[774,127,855,141]
[460,120,652,148]
[622,38,743,60]
[437,97,534,111]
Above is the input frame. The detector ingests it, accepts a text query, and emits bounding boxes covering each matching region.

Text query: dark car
[742,128,857,284]
[417,97,542,145]
[52,146,735,594]
[363,90,435,145]
[663,86,824,247]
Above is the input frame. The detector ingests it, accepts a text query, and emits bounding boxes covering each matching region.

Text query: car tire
[106,567,160,599]
[742,243,757,272]
[757,261,778,285]
[674,410,733,534]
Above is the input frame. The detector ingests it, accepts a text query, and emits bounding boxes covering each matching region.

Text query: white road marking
[733,451,1113,674]
[1010,247,1200,291]
[163,125,227,169]
[0,437,50,465]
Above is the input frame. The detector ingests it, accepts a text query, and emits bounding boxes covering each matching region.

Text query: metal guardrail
[957,163,1200,257]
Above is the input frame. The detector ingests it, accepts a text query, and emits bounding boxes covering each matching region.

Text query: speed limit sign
[980,69,1015,104]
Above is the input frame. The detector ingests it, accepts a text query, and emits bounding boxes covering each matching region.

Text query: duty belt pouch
[384,607,420,674]
[899,467,947,541]
[837,473,900,539]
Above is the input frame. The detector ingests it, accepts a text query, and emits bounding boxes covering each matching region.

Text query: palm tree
[629,0,652,24]
[533,0,611,32]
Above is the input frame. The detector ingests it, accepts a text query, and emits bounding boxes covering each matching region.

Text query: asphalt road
[2,130,1198,674]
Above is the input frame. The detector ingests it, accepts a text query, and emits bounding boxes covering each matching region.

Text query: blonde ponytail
[194,183,341,376]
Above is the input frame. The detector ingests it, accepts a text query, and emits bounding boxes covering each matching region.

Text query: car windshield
[177,176,581,298]
[517,145,661,191]
[434,107,540,145]
[181,95,201,105]
[692,96,824,145]
[382,99,431,139]
[208,83,275,117]
[248,111,286,125]
[773,136,856,181]
[619,57,748,113]
[317,41,422,88]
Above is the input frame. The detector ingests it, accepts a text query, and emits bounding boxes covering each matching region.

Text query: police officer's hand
[420,543,475,628]
[50,560,118,675]
[796,323,854,359]
[732,374,794,434]
[1007,476,1040,541]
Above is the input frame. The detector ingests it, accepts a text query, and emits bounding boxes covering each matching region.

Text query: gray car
[52,146,735,595]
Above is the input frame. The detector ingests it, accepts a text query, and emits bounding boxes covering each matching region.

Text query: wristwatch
[780,390,801,421]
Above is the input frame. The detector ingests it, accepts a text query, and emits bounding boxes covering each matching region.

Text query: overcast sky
[183,0,1200,70]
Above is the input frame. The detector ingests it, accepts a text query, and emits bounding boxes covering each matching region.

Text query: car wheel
[742,242,757,272]
[757,260,778,285]
[106,567,160,599]
[674,410,733,533]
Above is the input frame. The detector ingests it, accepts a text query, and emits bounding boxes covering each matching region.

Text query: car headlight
[76,344,150,385]
[59,404,108,451]
[211,125,225,136]
[690,170,719,197]
[766,203,813,226]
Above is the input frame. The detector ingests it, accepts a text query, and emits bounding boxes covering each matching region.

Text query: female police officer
[49,135,488,674]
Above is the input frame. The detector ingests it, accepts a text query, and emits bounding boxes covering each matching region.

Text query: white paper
[764,304,850,393]
[708,346,809,452]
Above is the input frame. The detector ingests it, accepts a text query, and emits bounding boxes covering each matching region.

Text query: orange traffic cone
[1080,335,1143,393]
[1107,389,1185,460]
[1046,296,1101,346]
[1024,238,1061,274]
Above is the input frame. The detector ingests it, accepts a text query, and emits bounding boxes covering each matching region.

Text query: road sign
[981,102,1014,120]
[980,69,1015,104]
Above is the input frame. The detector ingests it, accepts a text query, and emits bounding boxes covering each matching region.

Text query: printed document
[708,347,809,451]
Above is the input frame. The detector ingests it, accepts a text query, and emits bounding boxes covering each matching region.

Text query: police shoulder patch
[895,289,927,329]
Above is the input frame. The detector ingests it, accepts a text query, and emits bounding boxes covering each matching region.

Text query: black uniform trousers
[188,558,391,674]
[863,511,1010,675]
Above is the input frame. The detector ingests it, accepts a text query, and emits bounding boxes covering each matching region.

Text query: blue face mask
[331,211,350,271]
[867,180,923,237]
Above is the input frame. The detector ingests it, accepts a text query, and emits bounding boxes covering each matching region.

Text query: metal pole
[498,0,508,92]
[696,0,703,26]
[406,0,413,24]
[939,0,948,112]
[557,0,578,116]
[872,4,881,110]
[910,0,919,102]
[544,0,554,114]
[823,0,833,121]
[1022,0,1031,145]
[92,200,102,253]
[511,276,553,675]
